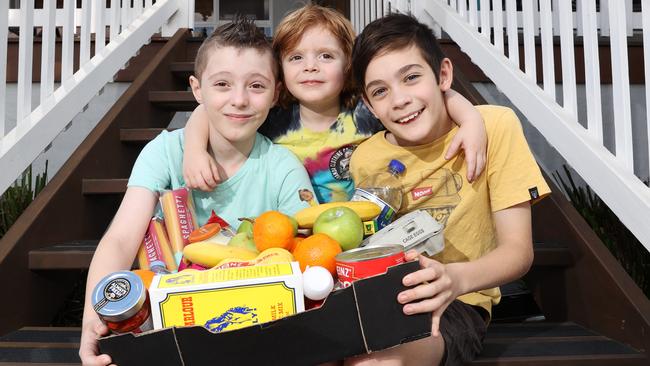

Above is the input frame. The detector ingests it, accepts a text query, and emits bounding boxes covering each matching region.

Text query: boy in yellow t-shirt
[347,14,550,366]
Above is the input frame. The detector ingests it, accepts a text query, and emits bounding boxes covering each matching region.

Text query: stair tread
[29,240,98,270]
[170,61,193,80]
[120,128,168,143]
[0,323,644,365]
[81,179,128,195]
[149,90,197,111]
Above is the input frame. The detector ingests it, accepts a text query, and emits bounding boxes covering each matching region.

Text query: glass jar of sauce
[92,271,153,334]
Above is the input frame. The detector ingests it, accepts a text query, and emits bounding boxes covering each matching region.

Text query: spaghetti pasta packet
[137,217,177,273]
[160,188,199,266]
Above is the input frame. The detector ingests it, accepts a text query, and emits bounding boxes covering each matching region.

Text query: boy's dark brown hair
[194,16,277,81]
[352,13,445,98]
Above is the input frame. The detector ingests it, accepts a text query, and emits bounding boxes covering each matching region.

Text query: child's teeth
[398,111,419,123]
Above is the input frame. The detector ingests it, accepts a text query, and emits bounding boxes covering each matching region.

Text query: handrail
[351,1,650,254]
[0,0,190,196]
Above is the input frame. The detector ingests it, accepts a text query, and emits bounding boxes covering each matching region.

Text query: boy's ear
[189,75,203,104]
[437,58,454,92]
[272,81,282,106]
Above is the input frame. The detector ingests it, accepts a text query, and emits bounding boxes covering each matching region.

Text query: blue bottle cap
[388,159,405,174]
[92,271,146,323]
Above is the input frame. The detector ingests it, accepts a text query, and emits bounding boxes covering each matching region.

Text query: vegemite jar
[92,271,153,334]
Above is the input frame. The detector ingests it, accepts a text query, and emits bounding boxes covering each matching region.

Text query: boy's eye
[288,55,302,62]
[214,81,229,88]
[320,53,333,60]
[405,73,421,82]
[370,87,387,98]
[250,82,266,90]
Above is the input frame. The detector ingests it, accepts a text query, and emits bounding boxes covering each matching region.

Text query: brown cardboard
[99,261,431,365]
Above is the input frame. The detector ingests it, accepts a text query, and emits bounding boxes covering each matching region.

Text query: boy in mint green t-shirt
[79,18,315,366]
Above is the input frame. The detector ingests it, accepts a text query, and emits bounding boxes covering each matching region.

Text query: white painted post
[576,0,583,36]
[558,0,577,116]
[600,0,610,36]
[493,0,504,52]
[162,0,189,36]
[0,1,7,135]
[110,0,120,41]
[458,0,467,21]
[80,0,92,66]
[95,0,105,54]
[134,0,144,19]
[370,0,376,21]
[40,0,57,103]
[505,0,519,67]
[480,0,490,37]
[626,0,634,36]
[582,0,603,143]
[608,0,634,170]
[539,0,555,99]
[469,0,478,29]
[17,0,34,124]
[643,0,650,177]
[522,0,537,82]
[62,0,75,83]
[552,0,560,36]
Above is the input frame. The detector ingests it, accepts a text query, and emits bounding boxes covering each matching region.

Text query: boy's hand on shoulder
[398,250,461,337]
[183,148,221,191]
[445,117,487,183]
[79,319,113,366]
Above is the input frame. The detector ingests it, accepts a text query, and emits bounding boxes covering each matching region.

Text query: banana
[294,201,382,228]
[183,241,258,268]
[212,248,294,270]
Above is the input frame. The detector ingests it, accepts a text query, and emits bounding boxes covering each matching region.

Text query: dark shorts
[439,300,488,366]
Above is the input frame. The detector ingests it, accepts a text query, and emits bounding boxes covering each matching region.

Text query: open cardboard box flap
[99,261,431,365]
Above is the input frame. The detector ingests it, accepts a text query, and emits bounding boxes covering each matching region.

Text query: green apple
[228,232,259,253]
[237,218,254,237]
[313,207,364,251]
[288,216,298,236]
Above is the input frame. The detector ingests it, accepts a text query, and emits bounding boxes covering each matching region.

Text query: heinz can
[335,245,405,288]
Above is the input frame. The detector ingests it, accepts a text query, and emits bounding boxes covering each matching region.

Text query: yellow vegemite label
[158,282,299,332]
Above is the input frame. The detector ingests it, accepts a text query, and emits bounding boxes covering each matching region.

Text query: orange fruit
[289,236,305,252]
[132,269,155,289]
[253,211,295,251]
[292,233,342,275]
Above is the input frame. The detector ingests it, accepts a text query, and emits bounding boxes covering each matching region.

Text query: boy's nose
[303,57,318,72]
[230,88,249,107]
[391,90,411,109]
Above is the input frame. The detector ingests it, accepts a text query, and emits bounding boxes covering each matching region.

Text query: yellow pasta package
[137,217,177,273]
[160,188,199,266]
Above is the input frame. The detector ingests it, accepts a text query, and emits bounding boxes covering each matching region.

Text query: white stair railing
[352,1,650,253]
[0,0,191,196]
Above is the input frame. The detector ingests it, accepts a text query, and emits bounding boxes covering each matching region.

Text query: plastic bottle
[351,159,405,231]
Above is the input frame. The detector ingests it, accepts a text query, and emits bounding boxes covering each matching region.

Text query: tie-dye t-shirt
[259,102,384,203]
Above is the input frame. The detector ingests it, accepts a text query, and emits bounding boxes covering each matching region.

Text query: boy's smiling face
[281,27,346,110]
[190,46,279,144]
[363,45,454,147]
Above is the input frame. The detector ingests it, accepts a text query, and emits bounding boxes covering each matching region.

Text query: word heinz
[181,296,195,326]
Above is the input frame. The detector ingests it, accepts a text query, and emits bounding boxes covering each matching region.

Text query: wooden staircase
[0,29,648,365]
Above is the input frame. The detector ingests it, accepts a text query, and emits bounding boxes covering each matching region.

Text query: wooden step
[0,323,644,365]
[120,128,166,143]
[28,241,98,270]
[81,179,128,195]
[149,90,197,111]
[170,61,193,80]
[472,322,647,365]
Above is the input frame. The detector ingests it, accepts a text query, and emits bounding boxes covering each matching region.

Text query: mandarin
[292,233,342,275]
[132,269,155,289]
[253,211,295,251]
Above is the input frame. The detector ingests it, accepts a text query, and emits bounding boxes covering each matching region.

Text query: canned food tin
[335,245,405,288]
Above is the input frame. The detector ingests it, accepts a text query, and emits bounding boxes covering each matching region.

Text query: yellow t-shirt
[349,105,551,316]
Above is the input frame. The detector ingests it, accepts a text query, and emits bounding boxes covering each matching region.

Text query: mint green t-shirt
[128,130,316,229]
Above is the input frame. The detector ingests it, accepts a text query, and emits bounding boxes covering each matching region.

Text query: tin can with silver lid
[335,244,405,288]
[92,271,153,334]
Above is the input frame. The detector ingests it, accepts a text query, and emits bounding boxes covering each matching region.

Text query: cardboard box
[99,261,431,365]
[149,262,304,332]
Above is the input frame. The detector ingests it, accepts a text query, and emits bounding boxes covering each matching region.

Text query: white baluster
[370,0,376,22]
[469,0,478,29]
[522,0,537,82]
[552,0,560,36]
[80,0,92,66]
[17,0,34,124]
[626,0,633,37]
[121,0,130,29]
[600,0,610,36]
[539,0,555,98]
[644,0,650,179]
[94,0,105,54]
[493,0,504,52]
[582,0,603,143]
[608,0,633,170]
[558,0,577,116]
[40,0,56,103]
[480,0,490,37]
[505,0,519,67]
[110,0,120,40]
[0,1,7,135]
[576,0,583,36]
[134,0,143,19]
[458,0,467,21]
[62,0,75,83]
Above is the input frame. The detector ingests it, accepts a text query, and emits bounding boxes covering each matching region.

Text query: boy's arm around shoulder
[183,105,221,191]
[80,186,159,366]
